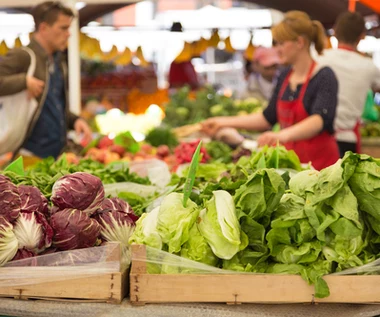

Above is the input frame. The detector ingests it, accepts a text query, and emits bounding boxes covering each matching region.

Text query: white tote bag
[0,47,39,155]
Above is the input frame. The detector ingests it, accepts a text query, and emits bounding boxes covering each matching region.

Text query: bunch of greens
[163,86,262,128]
[205,141,233,164]
[2,155,150,198]
[145,126,179,148]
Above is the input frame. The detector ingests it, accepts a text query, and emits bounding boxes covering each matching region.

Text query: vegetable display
[163,86,262,128]
[361,122,380,137]
[0,167,139,266]
[129,149,380,299]
[4,143,380,301]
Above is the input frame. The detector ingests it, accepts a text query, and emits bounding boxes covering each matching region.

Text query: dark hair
[32,1,74,30]
[334,11,365,45]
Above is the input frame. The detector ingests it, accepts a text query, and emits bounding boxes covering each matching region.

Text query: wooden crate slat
[0,243,127,304]
[130,245,380,305]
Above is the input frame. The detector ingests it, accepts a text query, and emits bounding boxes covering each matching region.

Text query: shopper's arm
[0,49,30,96]
[371,65,380,92]
[221,112,272,131]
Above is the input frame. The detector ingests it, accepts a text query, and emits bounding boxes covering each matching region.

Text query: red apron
[336,45,361,153]
[277,62,340,170]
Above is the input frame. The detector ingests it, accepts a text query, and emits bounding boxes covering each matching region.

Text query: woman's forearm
[224,112,272,132]
[281,114,324,142]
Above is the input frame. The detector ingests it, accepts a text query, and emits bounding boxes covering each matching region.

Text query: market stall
[2,1,380,316]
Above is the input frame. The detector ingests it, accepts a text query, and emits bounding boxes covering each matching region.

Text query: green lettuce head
[198,190,242,260]
[181,223,218,267]
[128,206,162,250]
[289,169,320,198]
[157,193,199,254]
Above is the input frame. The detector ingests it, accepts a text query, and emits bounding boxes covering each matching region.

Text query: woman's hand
[258,115,323,147]
[257,130,290,147]
[202,112,271,137]
[201,117,229,136]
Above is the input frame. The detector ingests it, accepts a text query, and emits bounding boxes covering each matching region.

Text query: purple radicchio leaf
[50,209,101,251]
[49,205,60,216]
[51,172,104,215]
[0,175,21,222]
[12,248,36,261]
[35,212,53,251]
[101,197,139,223]
[13,212,53,254]
[18,185,49,216]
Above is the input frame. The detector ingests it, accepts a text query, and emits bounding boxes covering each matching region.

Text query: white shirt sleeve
[371,63,380,90]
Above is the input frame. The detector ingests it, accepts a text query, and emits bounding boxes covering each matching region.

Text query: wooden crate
[130,244,380,305]
[0,243,128,304]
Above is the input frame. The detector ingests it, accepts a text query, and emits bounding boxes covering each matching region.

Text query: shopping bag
[0,47,38,155]
[362,90,379,122]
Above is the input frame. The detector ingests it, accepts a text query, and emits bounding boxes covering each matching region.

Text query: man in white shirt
[242,47,280,104]
[317,11,380,157]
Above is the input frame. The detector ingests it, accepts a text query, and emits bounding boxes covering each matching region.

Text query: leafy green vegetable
[113,131,140,154]
[183,141,202,208]
[198,190,243,260]
[157,193,199,253]
[289,169,320,198]
[250,146,303,171]
[349,154,380,222]
[2,155,150,198]
[118,192,147,216]
[129,207,162,250]
[234,168,286,227]
[205,141,233,163]
[181,162,229,182]
[145,126,179,148]
[4,157,24,176]
[223,215,269,273]
[163,86,262,128]
[180,223,218,267]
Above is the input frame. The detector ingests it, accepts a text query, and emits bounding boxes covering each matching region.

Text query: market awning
[243,0,376,28]
[0,1,137,27]
[360,0,380,14]
[1,0,379,29]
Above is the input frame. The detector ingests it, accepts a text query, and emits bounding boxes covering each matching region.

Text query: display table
[1,298,380,317]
